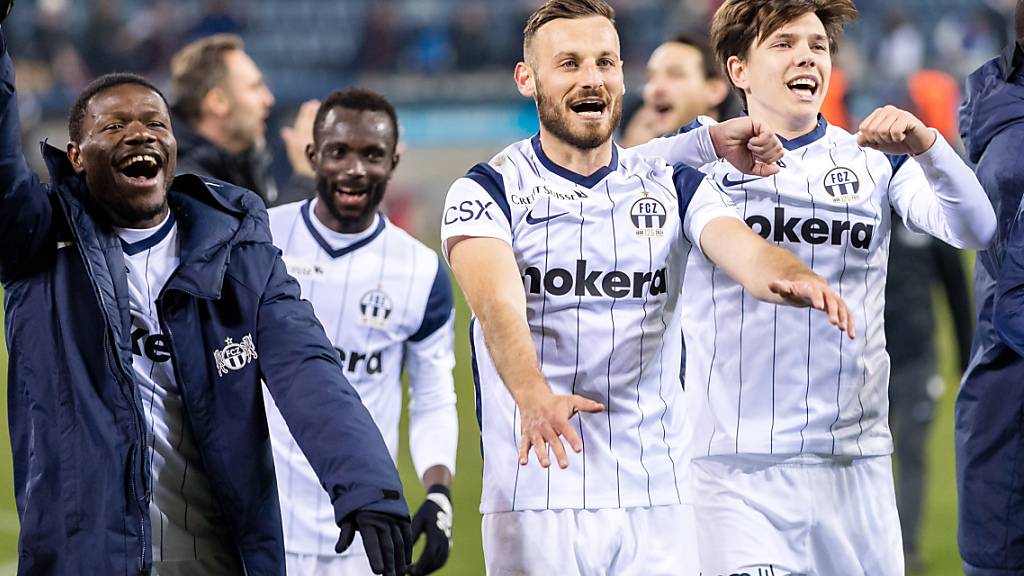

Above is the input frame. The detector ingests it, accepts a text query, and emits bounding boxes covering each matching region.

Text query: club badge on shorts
[214,334,258,377]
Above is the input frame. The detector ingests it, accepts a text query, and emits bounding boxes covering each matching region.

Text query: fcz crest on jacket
[214,334,258,377]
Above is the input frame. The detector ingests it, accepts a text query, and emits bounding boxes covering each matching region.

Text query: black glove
[407,485,453,575]
[337,510,413,576]
[0,1,12,24]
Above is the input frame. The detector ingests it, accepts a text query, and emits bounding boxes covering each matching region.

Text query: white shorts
[691,454,904,576]
[286,549,373,576]
[482,505,699,576]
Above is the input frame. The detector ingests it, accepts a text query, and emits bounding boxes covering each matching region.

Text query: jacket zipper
[103,332,148,573]
[76,237,149,571]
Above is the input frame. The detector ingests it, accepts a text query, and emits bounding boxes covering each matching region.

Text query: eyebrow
[768,32,829,42]
[552,50,619,61]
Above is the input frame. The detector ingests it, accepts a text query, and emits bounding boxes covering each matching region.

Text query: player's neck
[537,129,614,177]
[747,104,819,141]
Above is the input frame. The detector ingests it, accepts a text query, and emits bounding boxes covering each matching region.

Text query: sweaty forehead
[318,107,395,145]
[87,84,168,118]
[530,16,620,61]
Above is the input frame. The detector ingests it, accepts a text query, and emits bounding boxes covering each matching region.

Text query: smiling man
[0,20,411,576]
[440,0,855,574]
[639,1,997,574]
[264,89,459,576]
[621,35,733,147]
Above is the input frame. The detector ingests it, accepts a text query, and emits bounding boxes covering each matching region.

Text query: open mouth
[333,185,370,208]
[786,76,819,100]
[654,103,674,115]
[115,153,163,183]
[569,98,607,119]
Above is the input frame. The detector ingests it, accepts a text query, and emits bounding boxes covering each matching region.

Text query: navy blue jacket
[0,38,407,575]
[957,41,1024,575]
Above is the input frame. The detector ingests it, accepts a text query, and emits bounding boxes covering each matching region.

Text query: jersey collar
[118,211,176,256]
[778,115,828,151]
[301,199,386,259]
[531,133,619,189]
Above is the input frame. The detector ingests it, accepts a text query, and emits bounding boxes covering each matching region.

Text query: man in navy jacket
[956,4,1024,573]
[0,19,411,576]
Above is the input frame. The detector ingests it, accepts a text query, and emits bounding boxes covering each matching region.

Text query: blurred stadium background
[0,0,1017,573]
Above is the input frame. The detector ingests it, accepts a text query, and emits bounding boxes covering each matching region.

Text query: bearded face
[535,76,623,150]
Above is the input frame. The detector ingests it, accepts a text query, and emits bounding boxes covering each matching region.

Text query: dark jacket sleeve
[932,242,974,371]
[256,253,410,524]
[994,196,1024,358]
[0,31,54,283]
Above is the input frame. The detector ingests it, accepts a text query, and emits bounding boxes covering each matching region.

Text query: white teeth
[118,154,158,170]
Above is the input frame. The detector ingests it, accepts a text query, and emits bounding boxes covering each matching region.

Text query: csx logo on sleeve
[444,200,494,224]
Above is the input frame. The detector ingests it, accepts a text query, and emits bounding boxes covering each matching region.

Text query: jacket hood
[960,41,1024,164]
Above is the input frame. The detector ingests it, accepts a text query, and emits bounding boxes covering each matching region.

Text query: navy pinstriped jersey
[660,117,991,458]
[117,214,239,569]
[265,199,458,555]
[441,135,738,514]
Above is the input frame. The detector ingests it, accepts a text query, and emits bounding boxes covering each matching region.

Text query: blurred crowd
[3,0,1018,115]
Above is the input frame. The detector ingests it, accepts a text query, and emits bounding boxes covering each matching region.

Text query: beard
[84,170,171,228]
[314,175,387,232]
[535,82,623,150]
[105,196,169,227]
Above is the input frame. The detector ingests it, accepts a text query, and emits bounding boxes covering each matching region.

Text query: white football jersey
[265,199,458,556]
[117,214,239,569]
[645,117,991,458]
[441,134,738,514]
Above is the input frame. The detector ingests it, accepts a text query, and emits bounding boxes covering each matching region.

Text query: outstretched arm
[257,256,411,574]
[674,166,854,338]
[0,26,56,283]
[448,237,604,469]
[699,216,855,338]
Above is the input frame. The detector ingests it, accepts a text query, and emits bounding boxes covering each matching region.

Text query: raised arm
[0,28,56,283]
[631,116,784,176]
[859,105,996,250]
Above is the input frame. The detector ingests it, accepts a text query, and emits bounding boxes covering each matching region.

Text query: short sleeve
[673,163,742,253]
[440,162,513,262]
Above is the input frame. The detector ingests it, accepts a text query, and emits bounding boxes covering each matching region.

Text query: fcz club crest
[360,289,393,328]
[630,196,667,238]
[214,334,258,377]
[823,167,861,203]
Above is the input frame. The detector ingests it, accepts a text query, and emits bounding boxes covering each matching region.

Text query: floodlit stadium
[0,0,1017,574]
